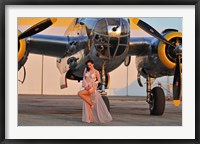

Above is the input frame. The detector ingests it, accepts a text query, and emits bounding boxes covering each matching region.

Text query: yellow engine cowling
[158,31,182,69]
[18,30,28,70]
[18,31,26,62]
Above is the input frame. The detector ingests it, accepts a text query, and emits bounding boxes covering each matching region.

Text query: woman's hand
[88,83,93,89]
[82,80,88,88]
[88,87,95,94]
[92,82,98,88]
[83,82,92,90]
[84,82,98,92]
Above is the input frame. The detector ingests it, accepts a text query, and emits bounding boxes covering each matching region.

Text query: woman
[78,60,112,123]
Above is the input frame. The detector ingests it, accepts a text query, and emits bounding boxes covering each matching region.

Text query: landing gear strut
[99,62,110,111]
[146,75,165,115]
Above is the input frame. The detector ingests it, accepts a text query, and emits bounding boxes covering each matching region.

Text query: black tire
[102,96,110,112]
[150,87,165,115]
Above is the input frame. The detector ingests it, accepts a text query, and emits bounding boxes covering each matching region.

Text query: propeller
[173,53,182,106]
[132,18,182,106]
[18,18,57,40]
[172,46,182,106]
[132,18,175,48]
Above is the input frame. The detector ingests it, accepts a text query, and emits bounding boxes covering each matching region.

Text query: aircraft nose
[93,18,130,58]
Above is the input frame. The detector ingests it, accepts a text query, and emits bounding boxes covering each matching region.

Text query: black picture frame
[0,0,199,143]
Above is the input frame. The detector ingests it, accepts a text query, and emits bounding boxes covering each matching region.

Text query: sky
[139,17,182,32]
[18,17,182,33]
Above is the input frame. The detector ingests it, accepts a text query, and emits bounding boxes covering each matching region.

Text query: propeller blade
[132,18,175,48]
[173,54,182,106]
[18,18,57,40]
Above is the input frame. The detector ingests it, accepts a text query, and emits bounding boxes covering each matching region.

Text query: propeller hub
[165,37,182,63]
[174,45,182,54]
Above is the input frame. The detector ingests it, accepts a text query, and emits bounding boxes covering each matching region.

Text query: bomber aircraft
[18,18,182,115]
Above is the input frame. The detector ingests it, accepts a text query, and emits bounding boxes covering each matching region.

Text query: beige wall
[18,54,172,96]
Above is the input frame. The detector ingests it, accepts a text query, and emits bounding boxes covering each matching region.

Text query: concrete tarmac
[18,95,182,126]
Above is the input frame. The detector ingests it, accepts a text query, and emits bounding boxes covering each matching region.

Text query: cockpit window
[121,19,130,35]
[107,18,120,25]
[94,18,108,35]
[93,18,130,59]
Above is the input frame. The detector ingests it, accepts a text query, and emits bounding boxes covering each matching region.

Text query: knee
[77,91,82,97]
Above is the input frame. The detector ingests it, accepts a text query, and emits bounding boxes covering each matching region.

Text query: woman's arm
[96,70,101,84]
[82,68,88,88]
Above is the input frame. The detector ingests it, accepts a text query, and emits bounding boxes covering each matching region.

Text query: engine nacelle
[18,30,29,70]
[158,31,182,69]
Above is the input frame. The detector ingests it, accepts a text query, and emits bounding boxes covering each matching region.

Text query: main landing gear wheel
[102,96,110,112]
[149,87,165,115]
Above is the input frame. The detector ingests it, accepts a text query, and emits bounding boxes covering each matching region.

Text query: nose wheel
[99,62,110,111]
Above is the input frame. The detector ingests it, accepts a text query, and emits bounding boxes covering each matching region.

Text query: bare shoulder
[95,69,100,74]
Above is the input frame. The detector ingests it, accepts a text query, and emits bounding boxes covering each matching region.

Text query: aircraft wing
[18,18,89,71]
[128,37,153,56]
[26,34,88,58]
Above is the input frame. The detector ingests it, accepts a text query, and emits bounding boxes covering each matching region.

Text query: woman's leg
[78,89,93,122]
[78,89,92,106]
[86,102,93,123]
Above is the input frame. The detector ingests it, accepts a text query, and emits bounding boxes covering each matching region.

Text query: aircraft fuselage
[61,18,130,78]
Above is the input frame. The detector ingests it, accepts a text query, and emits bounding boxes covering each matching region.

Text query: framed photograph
[1,0,199,143]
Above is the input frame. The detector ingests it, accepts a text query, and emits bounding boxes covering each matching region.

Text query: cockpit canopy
[64,18,130,59]
[93,18,130,58]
